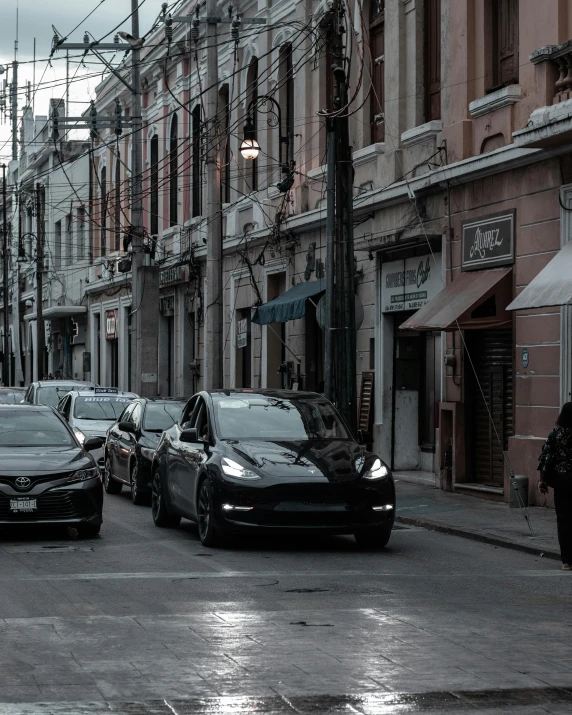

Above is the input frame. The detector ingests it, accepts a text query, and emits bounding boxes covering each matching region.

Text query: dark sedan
[151,390,395,548]
[0,405,104,536]
[104,398,186,505]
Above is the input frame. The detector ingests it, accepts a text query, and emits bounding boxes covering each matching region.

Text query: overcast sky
[0,0,159,162]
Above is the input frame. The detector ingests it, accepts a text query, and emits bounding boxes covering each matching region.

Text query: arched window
[369,0,385,143]
[114,152,121,251]
[278,45,294,167]
[220,85,231,204]
[192,106,202,218]
[169,114,178,227]
[150,135,159,236]
[100,165,107,257]
[246,57,258,192]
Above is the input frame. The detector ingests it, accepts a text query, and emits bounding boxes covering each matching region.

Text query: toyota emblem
[15,477,31,489]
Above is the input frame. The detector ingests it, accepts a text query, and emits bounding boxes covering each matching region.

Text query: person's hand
[538,478,548,494]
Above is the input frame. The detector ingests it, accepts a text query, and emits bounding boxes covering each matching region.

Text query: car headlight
[67,467,99,484]
[140,447,155,460]
[74,430,86,445]
[221,457,261,480]
[363,458,390,480]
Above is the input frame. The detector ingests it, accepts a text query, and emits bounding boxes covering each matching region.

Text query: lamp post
[240,96,294,193]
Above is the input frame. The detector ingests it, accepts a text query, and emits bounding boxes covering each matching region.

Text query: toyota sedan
[151,390,395,548]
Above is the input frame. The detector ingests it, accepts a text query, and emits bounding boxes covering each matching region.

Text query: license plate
[10,498,37,513]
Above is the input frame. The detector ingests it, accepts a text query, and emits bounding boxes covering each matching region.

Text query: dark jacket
[538,427,572,474]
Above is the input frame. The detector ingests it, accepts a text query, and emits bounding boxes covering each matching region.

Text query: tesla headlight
[67,467,99,484]
[363,458,389,480]
[74,430,86,445]
[140,447,155,460]
[221,457,261,480]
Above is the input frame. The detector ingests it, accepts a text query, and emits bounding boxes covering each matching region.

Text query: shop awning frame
[507,242,572,311]
[252,279,326,325]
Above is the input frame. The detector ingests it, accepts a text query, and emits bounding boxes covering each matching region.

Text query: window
[220,85,231,204]
[54,220,62,270]
[66,214,73,265]
[77,207,85,260]
[150,135,159,236]
[369,1,385,143]
[169,114,178,227]
[489,0,519,90]
[246,57,259,192]
[424,0,441,121]
[100,166,107,256]
[192,106,202,218]
[278,45,295,166]
[114,153,121,251]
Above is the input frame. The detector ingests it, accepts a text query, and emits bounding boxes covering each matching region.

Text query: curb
[396,515,561,561]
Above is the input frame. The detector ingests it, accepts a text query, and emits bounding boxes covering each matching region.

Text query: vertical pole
[36,184,45,381]
[130,0,145,394]
[12,57,18,162]
[65,51,69,118]
[2,165,8,386]
[324,122,335,402]
[205,0,223,389]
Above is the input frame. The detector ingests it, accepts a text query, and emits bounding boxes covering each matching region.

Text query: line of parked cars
[0,380,396,549]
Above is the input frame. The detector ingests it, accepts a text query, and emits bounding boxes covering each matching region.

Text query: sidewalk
[394,479,561,560]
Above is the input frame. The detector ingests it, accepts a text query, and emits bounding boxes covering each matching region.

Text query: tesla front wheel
[104,455,122,494]
[354,525,392,550]
[197,479,224,548]
[151,471,180,528]
[130,461,148,506]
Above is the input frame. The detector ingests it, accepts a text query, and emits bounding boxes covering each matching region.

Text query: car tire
[197,479,224,548]
[104,455,122,494]
[151,470,180,528]
[77,524,101,538]
[354,525,392,550]
[130,460,148,506]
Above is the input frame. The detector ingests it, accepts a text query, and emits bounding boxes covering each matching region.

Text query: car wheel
[354,525,392,550]
[151,470,180,528]
[197,479,224,548]
[104,455,122,494]
[130,460,148,506]
[77,524,101,538]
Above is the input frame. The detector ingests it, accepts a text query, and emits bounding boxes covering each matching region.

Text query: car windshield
[143,402,185,432]
[0,391,25,404]
[37,385,85,408]
[213,395,350,441]
[0,410,75,447]
[74,396,135,421]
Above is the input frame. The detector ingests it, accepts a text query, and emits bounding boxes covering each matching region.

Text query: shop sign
[159,265,187,286]
[237,318,248,349]
[105,310,117,340]
[381,254,442,313]
[462,210,515,271]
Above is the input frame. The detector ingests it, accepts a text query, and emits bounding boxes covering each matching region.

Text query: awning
[24,305,87,322]
[507,242,572,311]
[400,268,512,331]
[252,280,326,325]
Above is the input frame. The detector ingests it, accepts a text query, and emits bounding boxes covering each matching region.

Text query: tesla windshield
[37,385,82,408]
[0,410,75,447]
[143,402,185,431]
[213,395,350,441]
[74,396,134,420]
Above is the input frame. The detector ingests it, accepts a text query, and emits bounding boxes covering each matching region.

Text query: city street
[0,488,571,714]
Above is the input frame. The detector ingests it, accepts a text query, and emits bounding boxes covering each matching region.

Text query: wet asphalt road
[0,486,571,714]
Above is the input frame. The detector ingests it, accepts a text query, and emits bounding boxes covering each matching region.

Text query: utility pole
[1,165,8,386]
[324,121,335,402]
[11,43,18,161]
[326,0,357,434]
[36,184,45,381]
[205,0,223,390]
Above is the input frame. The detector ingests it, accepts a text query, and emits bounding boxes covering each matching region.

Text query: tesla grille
[0,491,94,521]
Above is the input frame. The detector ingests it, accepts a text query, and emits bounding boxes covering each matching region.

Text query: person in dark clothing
[538,402,572,570]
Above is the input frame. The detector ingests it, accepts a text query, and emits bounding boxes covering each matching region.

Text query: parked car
[0,387,26,404]
[24,380,96,408]
[150,390,396,548]
[104,398,186,505]
[57,388,138,472]
[0,404,104,536]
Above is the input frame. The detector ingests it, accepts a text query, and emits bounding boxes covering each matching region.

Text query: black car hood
[0,446,92,475]
[223,439,369,483]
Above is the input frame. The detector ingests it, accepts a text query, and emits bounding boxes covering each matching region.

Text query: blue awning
[252,279,326,325]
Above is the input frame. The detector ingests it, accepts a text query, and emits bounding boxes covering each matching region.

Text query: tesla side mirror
[84,436,104,451]
[118,421,135,434]
[180,427,200,444]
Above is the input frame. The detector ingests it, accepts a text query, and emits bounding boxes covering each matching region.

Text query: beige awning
[400,268,512,331]
[507,243,572,311]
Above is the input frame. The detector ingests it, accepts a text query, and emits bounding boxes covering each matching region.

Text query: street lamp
[239,116,260,161]
[18,232,36,263]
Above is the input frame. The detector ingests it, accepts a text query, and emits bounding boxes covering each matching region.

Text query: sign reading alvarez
[462,210,515,271]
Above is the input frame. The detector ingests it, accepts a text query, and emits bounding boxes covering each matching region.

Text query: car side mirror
[84,436,104,451]
[180,427,201,444]
[118,421,135,434]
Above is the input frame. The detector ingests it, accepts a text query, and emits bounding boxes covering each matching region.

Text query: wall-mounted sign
[522,347,529,369]
[105,310,117,340]
[462,210,515,271]
[237,318,248,349]
[159,265,188,286]
[381,254,442,313]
